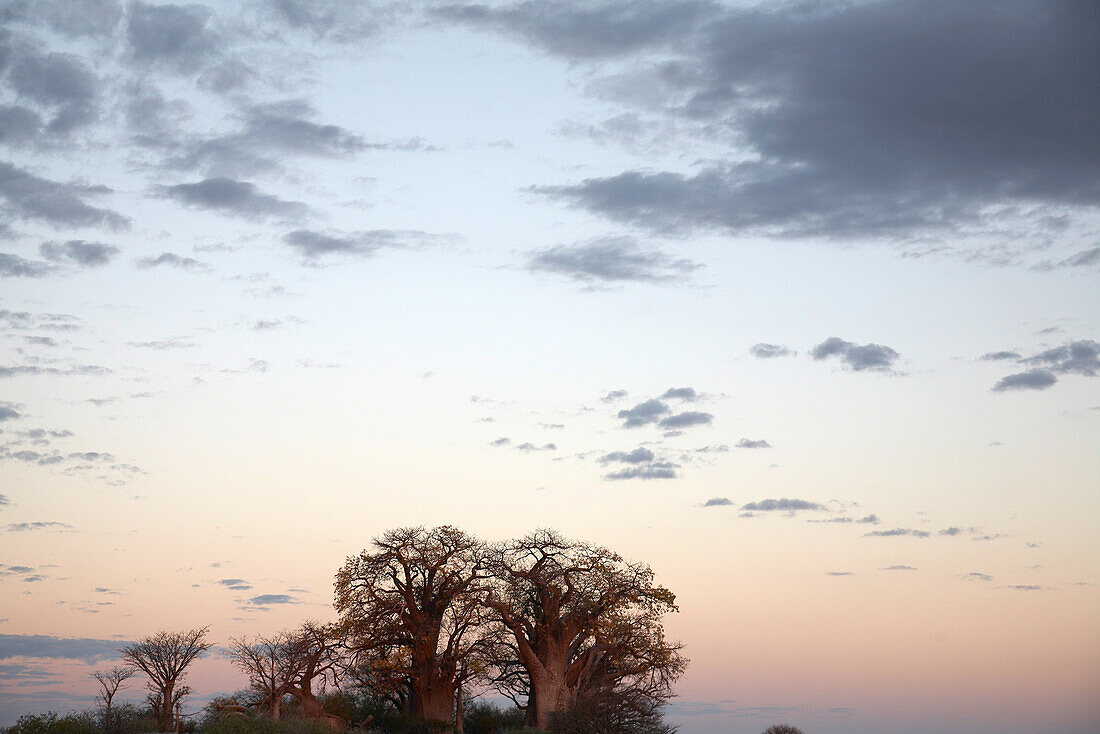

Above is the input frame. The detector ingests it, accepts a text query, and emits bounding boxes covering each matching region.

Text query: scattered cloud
[135,252,210,271]
[657,411,712,429]
[2,521,74,532]
[39,240,118,267]
[0,162,129,230]
[525,237,700,283]
[617,398,670,428]
[515,442,556,452]
[741,498,824,512]
[604,461,678,480]
[601,389,627,403]
[750,343,794,359]
[965,572,993,582]
[599,447,655,465]
[157,178,309,220]
[247,594,296,605]
[702,497,733,507]
[980,351,1021,361]
[660,387,697,401]
[283,228,433,260]
[812,337,900,372]
[735,438,770,449]
[992,368,1057,392]
[883,565,917,571]
[865,528,930,538]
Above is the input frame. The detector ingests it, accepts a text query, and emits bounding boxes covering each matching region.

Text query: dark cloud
[599,447,655,464]
[127,1,218,71]
[740,498,824,512]
[865,528,931,538]
[260,0,390,42]
[1021,340,1100,376]
[939,527,963,536]
[0,493,10,506]
[735,438,770,449]
[433,1,715,59]
[883,565,917,571]
[135,251,209,271]
[617,398,669,427]
[525,237,700,283]
[283,228,430,260]
[659,387,696,401]
[489,437,510,447]
[0,104,43,144]
[604,461,678,480]
[750,343,793,358]
[39,240,118,267]
[7,49,98,134]
[158,178,308,220]
[992,368,1057,392]
[965,572,993,582]
[0,633,129,663]
[0,253,52,277]
[812,337,900,372]
[826,571,853,577]
[657,411,712,429]
[522,1,1100,240]
[980,351,1021,361]
[856,514,880,524]
[601,389,627,403]
[702,497,732,507]
[0,162,129,229]
[163,100,379,176]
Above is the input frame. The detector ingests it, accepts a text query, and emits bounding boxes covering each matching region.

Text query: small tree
[762,725,805,734]
[120,627,212,732]
[92,666,136,732]
[228,632,298,721]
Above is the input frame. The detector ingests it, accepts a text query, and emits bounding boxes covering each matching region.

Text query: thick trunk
[159,683,174,732]
[269,696,281,722]
[413,685,454,733]
[528,641,573,730]
[290,681,322,719]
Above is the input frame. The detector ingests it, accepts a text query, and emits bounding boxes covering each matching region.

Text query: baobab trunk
[412,685,455,734]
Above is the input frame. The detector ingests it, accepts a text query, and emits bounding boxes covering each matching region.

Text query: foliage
[546,689,676,734]
[458,701,525,734]
[762,726,805,734]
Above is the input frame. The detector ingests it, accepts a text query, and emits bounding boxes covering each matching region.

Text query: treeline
[7,527,687,734]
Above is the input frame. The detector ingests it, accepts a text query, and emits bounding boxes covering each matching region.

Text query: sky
[0,0,1098,732]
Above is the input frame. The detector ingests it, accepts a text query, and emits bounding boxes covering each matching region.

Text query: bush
[762,726,804,734]
[4,712,99,734]
[459,701,526,734]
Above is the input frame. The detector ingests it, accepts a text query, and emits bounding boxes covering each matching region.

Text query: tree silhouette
[120,627,212,732]
[91,666,135,732]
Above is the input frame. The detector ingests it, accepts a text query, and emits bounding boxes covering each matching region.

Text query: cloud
[258,0,390,42]
[702,497,732,507]
[939,527,963,536]
[135,251,210,271]
[7,49,98,133]
[735,438,770,449]
[617,398,669,427]
[826,571,853,577]
[489,437,510,447]
[39,240,118,267]
[2,521,74,532]
[883,565,917,571]
[604,461,678,480]
[992,368,1057,392]
[0,633,129,663]
[283,228,431,260]
[434,1,715,59]
[659,387,697,401]
[965,572,993,582]
[740,498,824,512]
[1021,340,1100,376]
[518,1,1100,240]
[162,100,379,176]
[0,494,9,506]
[657,411,712,429]
[812,337,900,372]
[127,1,218,71]
[601,389,627,403]
[865,528,931,538]
[599,447,655,464]
[0,253,52,278]
[1033,245,1100,270]
[0,104,44,144]
[0,162,129,229]
[1004,585,1042,591]
[248,594,296,605]
[750,343,793,359]
[158,178,308,220]
[525,237,700,283]
[515,442,556,452]
[980,351,1021,361]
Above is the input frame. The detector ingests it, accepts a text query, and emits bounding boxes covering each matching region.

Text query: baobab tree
[480,530,684,729]
[91,666,135,732]
[120,627,212,732]
[228,631,299,721]
[283,621,344,720]
[334,526,489,732]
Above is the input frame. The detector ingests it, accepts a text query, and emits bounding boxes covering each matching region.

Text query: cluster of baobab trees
[97,527,687,734]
